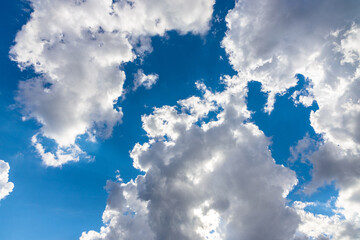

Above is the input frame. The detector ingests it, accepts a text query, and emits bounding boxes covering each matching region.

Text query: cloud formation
[223,0,359,238]
[81,76,299,240]
[222,0,360,112]
[11,0,215,166]
[294,13,360,240]
[0,160,14,201]
[10,0,360,238]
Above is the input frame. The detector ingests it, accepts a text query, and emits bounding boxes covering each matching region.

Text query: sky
[0,0,360,239]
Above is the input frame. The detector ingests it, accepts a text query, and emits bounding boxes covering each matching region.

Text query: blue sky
[1,0,360,240]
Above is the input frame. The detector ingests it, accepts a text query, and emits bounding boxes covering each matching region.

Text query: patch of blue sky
[246,76,339,217]
[123,210,136,217]
[247,76,319,166]
[303,193,339,217]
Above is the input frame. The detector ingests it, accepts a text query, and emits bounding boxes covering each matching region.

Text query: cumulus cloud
[81,77,300,240]
[288,141,360,239]
[0,160,14,201]
[133,69,159,90]
[293,201,344,240]
[80,180,153,240]
[222,0,360,112]
[11,0,215,166]
[295,20,360,240]
[222,0,360,238]
[293,196,360,240]
[307,24,360,153]
[222,0,360,154]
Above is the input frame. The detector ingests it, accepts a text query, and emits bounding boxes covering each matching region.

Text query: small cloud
[133,69,159,91]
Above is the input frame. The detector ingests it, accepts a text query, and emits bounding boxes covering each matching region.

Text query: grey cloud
[307,143,360,191]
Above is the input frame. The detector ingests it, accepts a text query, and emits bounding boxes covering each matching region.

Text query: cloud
[10,0,215,166]
[81,76,300,240]
[293,197,360,240]
[133,69,159,90]
[288,134,319,163]
[31,134,90,167]
[0,160,14,201]
[288,141,360,239]
[292,21,360,240]
[222,1,360,238]
[222,0,360,112]
[308,24,360,153]
[293,201,344,240]
[80,180,153,240]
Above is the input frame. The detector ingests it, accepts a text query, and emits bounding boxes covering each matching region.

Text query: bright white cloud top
[8,0,360,239]
[10,0,215,167]
[0,160,14,201]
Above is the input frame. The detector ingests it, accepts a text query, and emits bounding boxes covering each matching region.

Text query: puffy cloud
[10,0,215,166]
[80,180,153,240]
[222,0,360,154]
[293,194,360,240]
[81,77,300,240]
[222,0,360,112]
[308,24,360,153]
[133,69,158,90]
[306,143,360,192]
[289,142,360,239]
[293,23,360,240]
[293,201,344,240]
[223,1,360,238]
[0,160,14,201]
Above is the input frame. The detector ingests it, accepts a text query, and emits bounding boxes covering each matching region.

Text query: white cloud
[222,0,360,112]
[293,201,344,240]
[223,1,360,238]
[133,69,158,90]
[293,22,360,240]
[81,77,300,240]
[293,194,360,240]
[31,134,89,167]
[308,24,360,153]
[11,0,215,166]
[0,160,14,201]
